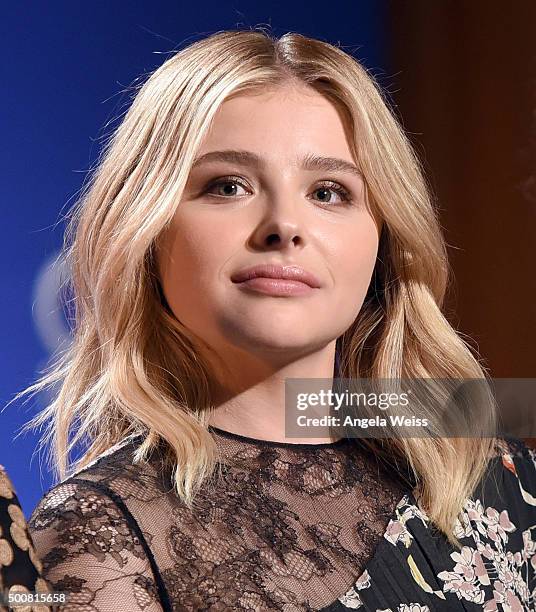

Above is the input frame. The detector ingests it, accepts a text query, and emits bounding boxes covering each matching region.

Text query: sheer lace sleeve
[27,479,165,611]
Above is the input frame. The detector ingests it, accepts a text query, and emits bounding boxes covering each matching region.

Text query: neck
[207,341,340,444]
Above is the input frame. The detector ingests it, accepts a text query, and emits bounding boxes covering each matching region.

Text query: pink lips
[231,264,321,287]
[231,264,321,296]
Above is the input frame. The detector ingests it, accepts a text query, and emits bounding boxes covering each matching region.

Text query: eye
[204,176,251,198]
[311,181,353,206]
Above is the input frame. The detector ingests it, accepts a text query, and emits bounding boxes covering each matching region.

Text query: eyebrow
[192,149,363,178]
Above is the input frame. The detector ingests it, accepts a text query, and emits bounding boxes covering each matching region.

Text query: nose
[252,192,306,250]
[263,225,302,248]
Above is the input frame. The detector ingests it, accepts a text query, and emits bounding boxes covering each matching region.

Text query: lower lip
[234,277,316,296]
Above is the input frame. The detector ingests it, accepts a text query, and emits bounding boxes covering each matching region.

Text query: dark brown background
[387,3,536,446]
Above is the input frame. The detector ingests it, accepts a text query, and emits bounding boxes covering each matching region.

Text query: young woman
[14,29,536,610]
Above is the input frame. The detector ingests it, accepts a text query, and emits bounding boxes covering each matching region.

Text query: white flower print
[355,570,371,590]
[338,587,363,609]
[453,510,474,540]
[437,495,536,609]
[491,578,525,611]
[337,445,536,611]
[337,569,371,609]
[384,495,430,549]
[373,605,430,612]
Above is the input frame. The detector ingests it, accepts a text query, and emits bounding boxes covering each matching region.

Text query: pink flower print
[505,590,525,612]
[499,509,516,531]
[492,579,525,612]
[485,509,515,544]
[451,546,490,584]
[438,546,491,604]
[437,568,486,604]
[474,551,491,585]
[483,597,499,611]
[522,528,536,562]
[385,519,412,548]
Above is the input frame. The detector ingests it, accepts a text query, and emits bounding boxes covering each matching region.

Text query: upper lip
[231,263,322,288]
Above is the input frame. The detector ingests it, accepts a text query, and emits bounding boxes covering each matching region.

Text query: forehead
[199,85,355,162]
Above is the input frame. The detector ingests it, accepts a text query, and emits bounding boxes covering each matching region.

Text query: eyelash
[203,175,355,207]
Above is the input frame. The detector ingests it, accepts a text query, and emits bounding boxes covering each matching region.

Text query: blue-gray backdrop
[2,1,389,518]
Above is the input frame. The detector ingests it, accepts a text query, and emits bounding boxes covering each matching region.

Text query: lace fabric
[27,428,412,611]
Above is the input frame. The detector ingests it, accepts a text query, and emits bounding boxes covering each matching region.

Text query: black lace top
[27,428,536,611]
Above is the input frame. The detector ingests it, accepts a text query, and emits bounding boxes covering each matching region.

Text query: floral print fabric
[327,437,536,611]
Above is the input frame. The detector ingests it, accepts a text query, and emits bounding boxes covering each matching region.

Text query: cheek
[160,218,224,285]
[333,217,380,291]
[157,218,235,319]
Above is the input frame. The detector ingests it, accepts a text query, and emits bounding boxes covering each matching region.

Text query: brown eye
[311,181,353,206]
[204,177,250,197]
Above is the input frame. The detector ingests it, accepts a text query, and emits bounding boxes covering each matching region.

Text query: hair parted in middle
[16,27,498,551]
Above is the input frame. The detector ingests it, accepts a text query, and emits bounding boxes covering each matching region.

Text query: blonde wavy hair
[12,28,499,550]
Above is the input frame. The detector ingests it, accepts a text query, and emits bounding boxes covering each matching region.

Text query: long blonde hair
[11,28,498,549]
